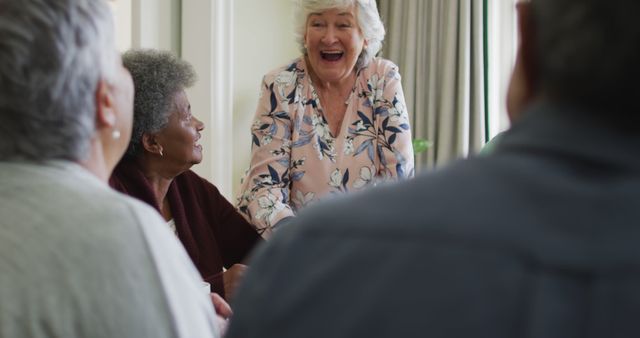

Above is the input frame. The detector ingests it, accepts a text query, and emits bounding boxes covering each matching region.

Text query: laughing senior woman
[109,49,261,301]
[237,0,415,238]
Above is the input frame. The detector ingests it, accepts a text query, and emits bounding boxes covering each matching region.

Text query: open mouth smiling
[321,51,344,61]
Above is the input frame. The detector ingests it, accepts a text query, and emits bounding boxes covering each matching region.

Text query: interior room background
[108,0,517,200]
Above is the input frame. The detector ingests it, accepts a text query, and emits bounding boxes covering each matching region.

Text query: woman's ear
[95,79,116,129]
[518,1,537,91]
[142,133,164,157]
[506,1,538,122]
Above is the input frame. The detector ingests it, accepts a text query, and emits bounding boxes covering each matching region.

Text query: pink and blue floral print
[237,57,414,238]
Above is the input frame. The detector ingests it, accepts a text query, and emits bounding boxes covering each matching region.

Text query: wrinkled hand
[222,264,247,302]
[210,293,232,337]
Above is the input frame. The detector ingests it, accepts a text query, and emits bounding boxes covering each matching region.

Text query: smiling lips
[321,51,344,61]
[194,133,202,149]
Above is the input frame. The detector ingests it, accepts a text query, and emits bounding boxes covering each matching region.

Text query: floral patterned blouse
[237,57,414,238]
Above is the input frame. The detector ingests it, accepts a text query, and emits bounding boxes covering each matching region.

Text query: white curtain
[378,0,486,170]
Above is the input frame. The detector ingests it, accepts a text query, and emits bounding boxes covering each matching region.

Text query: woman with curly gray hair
[110,49,262,303]
[237,0,415,238]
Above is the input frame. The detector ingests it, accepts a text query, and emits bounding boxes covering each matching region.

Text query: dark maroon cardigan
[109,160,262,299]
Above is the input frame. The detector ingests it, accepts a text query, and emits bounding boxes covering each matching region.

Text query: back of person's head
[531,0,640,121]
[0,0,117,161]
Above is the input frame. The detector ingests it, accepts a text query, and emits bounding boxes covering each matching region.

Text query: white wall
[131,0,181,54]
[232,0,299,198]
[110,0,180,53]
[108,0,132,52]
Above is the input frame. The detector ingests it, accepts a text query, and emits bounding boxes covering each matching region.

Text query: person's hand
[211,292,232,319]
[222,264,247,302]
[210,292,232,336]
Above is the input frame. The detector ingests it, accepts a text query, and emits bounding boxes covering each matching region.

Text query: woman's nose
[321,26,338,45]
[194,116,205,131]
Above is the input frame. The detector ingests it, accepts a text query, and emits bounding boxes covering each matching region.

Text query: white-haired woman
[0,0,218,336]
[237,0,415,238]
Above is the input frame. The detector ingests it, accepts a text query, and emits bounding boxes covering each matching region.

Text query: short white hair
[293,0,385,69]
[0,0,118,161]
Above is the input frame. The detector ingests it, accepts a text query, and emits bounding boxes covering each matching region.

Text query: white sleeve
[132,204,220,338]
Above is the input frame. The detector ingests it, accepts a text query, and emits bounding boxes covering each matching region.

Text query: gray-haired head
[122,49,196,158]
[0,0,118,161]
[531,0,640,119]
[293,0,385,69]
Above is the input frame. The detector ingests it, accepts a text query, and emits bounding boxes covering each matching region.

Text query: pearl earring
[111,129,121,140]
